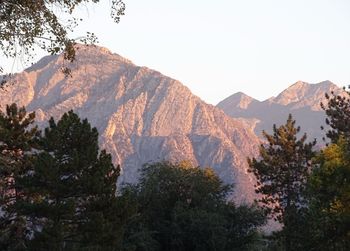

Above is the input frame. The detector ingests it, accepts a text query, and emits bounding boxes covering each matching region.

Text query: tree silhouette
[248,114,315,251]
[0,0,125,77]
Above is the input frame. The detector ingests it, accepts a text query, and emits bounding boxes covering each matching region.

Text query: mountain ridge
[0,45,261,203]
[217,80,343,142]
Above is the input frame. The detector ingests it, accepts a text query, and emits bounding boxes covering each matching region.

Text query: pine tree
[307,139,350,250]
[248,114,315,251]
[321,86,350,143]
[18,111,126,250]
[305,88,350,250]
[0,104,39,251]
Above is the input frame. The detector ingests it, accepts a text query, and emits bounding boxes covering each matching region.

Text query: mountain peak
[288,80,308,90]
[24,44,133,73]
[217,80,344,145]
[74,43,112,54]
[73,44,134,65]
[272,80,340,109]
[217,91,257,111]
[287,80,335,89]
[317,80,338,89]
[1,47,262,203]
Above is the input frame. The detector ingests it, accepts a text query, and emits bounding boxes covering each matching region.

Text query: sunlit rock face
[217,80,343,143]
[0,45,261,203]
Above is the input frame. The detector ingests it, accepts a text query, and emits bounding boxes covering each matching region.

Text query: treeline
[0,88,349,251]
[0,105,264,250]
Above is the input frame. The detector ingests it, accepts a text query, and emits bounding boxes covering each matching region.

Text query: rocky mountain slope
[0,45,261,202]
[217,81,343,143]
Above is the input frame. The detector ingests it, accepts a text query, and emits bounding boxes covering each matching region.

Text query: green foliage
[305,139,350,250]
[0,0,125,77]
[121,161,266,251]
[0,106,138,250]
[0,106,265,250]
[0,103,39,251]
[14,110,129,250]
[248,114,315,251]
[304,87,350,250]
[321,86,350,143]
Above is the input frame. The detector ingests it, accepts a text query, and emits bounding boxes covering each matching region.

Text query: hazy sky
[2,0,350,104]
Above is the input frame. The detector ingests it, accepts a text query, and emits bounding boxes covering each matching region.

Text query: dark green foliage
[305,139,350,250]
[248,114,315,251]
[16,110,128,250]
[121,161,266,251]
[321,86,350,143]
[0,105,265,250]
[303,88,350,250]
[0,0,125,78]
[0,103,39,251]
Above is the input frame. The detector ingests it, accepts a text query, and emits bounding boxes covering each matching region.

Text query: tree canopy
[0,106,134,250]
[321,86,350,143]
[0,104,39,250]
[305,88,350,250]
[248,114,316,251]
[20,110,129,250]
[122,161,266,251]
[306,138,350,250]
[0,0,125,76]
[0,105,266,250]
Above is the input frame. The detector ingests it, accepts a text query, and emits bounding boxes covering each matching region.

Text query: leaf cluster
[0,0,125,76]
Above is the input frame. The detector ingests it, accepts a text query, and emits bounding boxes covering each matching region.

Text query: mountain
[0,45,261,202]
[218,92,259,110]
[217,80,343,142]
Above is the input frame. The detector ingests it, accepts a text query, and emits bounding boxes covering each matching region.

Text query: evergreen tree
[304,88,350,250]
[321,86,350,143]
[122,161,266,251]
[307,138,350,250]
[18,111,128,250]
[248,114,315,251]
[0,104,39,251]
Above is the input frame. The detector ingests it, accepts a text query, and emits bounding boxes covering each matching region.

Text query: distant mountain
[217,80,343,142]
[0,45,261,202]
[218,92,259,110]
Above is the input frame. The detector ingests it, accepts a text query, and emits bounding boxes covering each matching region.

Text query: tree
[17,110,129,250]
[248,114,315,251]
[306,139,350,250]
[304,88,350,250]
[122,161,266,251]
[0,0,125,77]
[0,103,39,251]
[321,86,350,143]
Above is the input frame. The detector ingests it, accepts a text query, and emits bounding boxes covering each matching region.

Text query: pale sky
[2,0,350,104]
